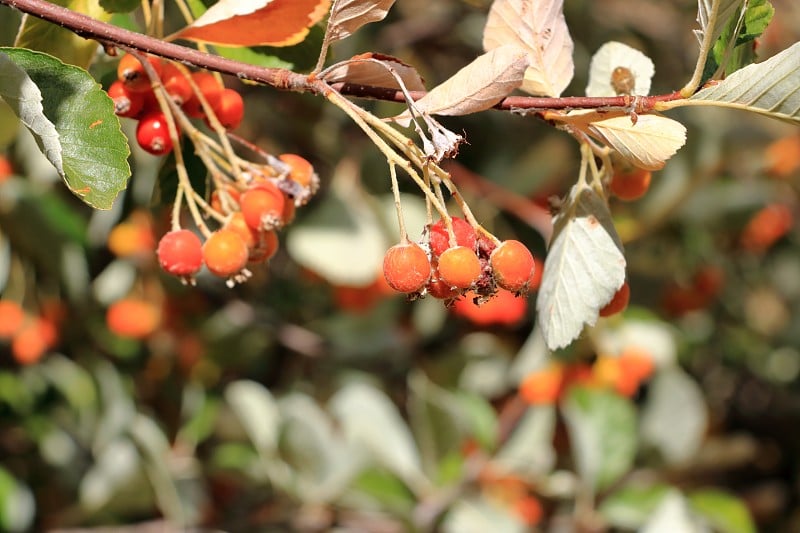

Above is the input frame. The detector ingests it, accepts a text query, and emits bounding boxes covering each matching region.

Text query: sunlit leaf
[562,387,637,492]
[0,48,130,209]
[225,380,281,453]
[15,0,111,69]
[662,41,800,125]
[642,490,705,533]
[694,0,746,48]
[705,0,774,78]
[172,0,332,47]
[322,53,426,91]
[394,45,528,123]
[482,0,574,97]
[587,114,687,171]
[688,489,756,533]
[326,0,396,43]
[536,183,626,351]
[442,496,527,533]
[493,405,556,476]
[0,466,35,532]
[600,484,671,530]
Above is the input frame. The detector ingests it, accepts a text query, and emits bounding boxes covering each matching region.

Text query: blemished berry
[107,80,144,118]
[157,229,204,277]
[437,246,481,289]
[240,182,286,231]
[490,240,535,293]
[202,229,249,277]
[161,62,193,104]
[429,216,477,257]
[211,88,244,130]
[0,300,25,339]
[383,242,431,293]
[117,53,162,93]
[609,167,652,201]
[599,281,630,317]
[182,71,224,118]
[278,153,315,189]
[106,298,161,339]
[136,112,174,155]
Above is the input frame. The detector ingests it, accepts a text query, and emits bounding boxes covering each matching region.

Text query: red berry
[182,71,223,118]
[107,80,144,118]
[429,217,477,257]
[452,289,527,326]
[740,203,793,252]
[240,182,286,231]
[490,240,535,293]
[117,53,162,93]
[157,229,204,277]
[161,62,193,104]
[202,229,249,277]
[383,242,431,293]
[211,88,244,130]
[437,246,481,289]
[609,167,652,201]
[136,112,174,155]
[599,281,630,317]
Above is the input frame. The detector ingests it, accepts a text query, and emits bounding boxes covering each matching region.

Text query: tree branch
[0,0,684,111]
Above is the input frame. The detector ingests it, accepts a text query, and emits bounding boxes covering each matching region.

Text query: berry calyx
[599,281,630,317]
[437,246,481,289]
[107,80,144,118]
[429,216,477,257]
[490,240,536,293]
[202,229,249,278]
[383,242,431,293]
[279,153,316,189]
[157,229,204,277]
[240,182,286,231]
[211,88,244,130]
[609,167,652,201]
[136,112,174,155]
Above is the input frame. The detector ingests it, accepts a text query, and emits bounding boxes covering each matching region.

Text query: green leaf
[600,484,671,529]
[0,466,35,532]
[352,468,415,515]
[562,386,637,492]
[662,41,800,125]
[99,0,139,13]
[0,47,131,209]
[689,489,756,533]
[536,182,626,351]
[695,0,746,50]
[704,0,774,78]
[15,0,112,69]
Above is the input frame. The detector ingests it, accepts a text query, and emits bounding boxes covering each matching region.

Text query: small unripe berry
[490,240,535,293]
[437,246,481,289]
[600,281,630,317]
[203,229,249,277]
[157,229,204,277]
[429,217,476,257]
[383,242,431,293]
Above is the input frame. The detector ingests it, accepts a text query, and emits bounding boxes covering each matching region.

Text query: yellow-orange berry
[609,167,652,201]
[240,182,286,231]
[599,281,630,317]
[490,240,535,293]
[278,153,315,188]
[383,242,431,293]
[202,229,249,277]
[248,230,279,263]
[106,298,161,339]
[437,246,481,289]
[519,363,564,405]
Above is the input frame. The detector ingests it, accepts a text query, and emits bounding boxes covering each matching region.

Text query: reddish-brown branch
[0,0,685,112]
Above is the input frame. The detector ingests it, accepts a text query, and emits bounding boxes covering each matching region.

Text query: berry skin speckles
[383,242,431,294]
[157,230,204,278]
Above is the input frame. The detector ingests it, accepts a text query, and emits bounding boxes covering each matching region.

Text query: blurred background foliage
[1,0,800,531]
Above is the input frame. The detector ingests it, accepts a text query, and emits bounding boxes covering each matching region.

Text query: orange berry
[426,272,460,300]
[519,363,564,405]
[225,212,260,250]
[281,193,296,224]
[383,242,431,293]
[594,355,640,397]
[202,229,249,277]
[210,88,244,130]
[429,217,476,257]
[161,62,193,104]
[157,229,204,277]
[618,346,656,383]
[437,246,481,289]
[11,323,48,365]
[515,496,544,526]
[106,298,161,339]
[490,240,535,293]
[108,216,155,258]
[182,71,223,118]
[0,156,13,181]
[278,153,315,189]
[452,290,527,326]
[240,182,286,231]
[528,256,544,292]
[599,281,630,317]
[740,203,793,252]
[609,167,652,201]
[210,185,241,213]
[248,230,279,263]
[0,300,25,339]
[764,134,800,178]
[117,53,162,93]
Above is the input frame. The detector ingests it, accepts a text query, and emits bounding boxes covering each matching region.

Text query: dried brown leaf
[321,53,426,91]
[326,0,397,43]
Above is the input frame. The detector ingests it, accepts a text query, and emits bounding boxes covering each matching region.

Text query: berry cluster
[382,215,538,306]
[109,53,244,155]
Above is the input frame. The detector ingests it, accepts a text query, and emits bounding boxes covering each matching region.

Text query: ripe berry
[106,298,161,339]
[278,153,315,189]
[609,167,652,201]
[211,88,244,130]
[599,281,630,317]
[202,229,249,277]
[182,71,223,118]
[12,322,49,365]
[383,242,431,293]
[161,62,193,104]
[225,212,260,250]
[107,80,144,118]
[519,363,564,405]
[249,230,279,263]
[429,217,476,257]
[0,300,25,339]
[490,240,535,293]
[452,289,527,326]
[117,53,162,93]
[240,182,286,231]
[740,203,793,252]
[426,272,460,300]
[136,112,174,155]
[157,229,204,277]
[618,347,656,383]
[437,246,481,289]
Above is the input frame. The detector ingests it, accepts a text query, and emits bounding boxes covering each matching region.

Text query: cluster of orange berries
[382,216,538,306]
[519,346,656,404]
[157,154,318,284]
[0,300,60,365]
[109,53,244,155]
